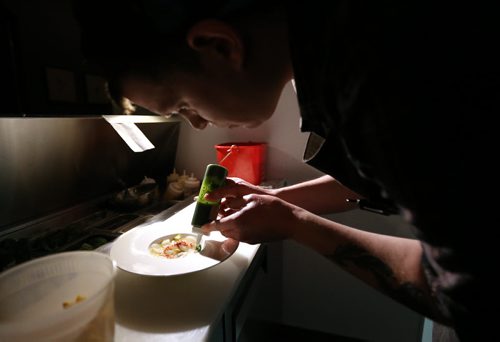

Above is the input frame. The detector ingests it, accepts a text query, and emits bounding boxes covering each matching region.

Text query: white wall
[174,81,423,341]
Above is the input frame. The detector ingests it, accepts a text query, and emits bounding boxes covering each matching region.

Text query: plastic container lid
[184,173,200,186]
[178,170,189,186]
[0,251,116,342]
[167,169,179,183]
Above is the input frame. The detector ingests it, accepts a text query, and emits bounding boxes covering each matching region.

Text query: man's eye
[179,107,199,116]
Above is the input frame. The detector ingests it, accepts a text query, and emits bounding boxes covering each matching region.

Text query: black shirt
[287,1,498,340]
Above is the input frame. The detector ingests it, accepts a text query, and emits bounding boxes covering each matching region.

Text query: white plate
[110,220,238,277]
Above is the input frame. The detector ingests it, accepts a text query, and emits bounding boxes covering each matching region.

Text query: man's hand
[201,193,301,244]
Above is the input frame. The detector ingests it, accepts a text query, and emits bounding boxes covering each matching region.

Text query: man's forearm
[273,175,360,214]
[291,211,450,324]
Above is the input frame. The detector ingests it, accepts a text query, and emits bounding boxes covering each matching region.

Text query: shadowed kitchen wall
[0,117,179,232]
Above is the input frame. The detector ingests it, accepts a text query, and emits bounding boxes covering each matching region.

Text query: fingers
[200,215,236,238]
[200,194,279,244]
[201,194,259,239]
[200,197,249,237]
[201,219,219,235]
[222,196,247,210]
[204,177,258,201]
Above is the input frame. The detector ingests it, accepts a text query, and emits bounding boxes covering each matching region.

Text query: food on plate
[63,294,86,309]
[149,234,201,259]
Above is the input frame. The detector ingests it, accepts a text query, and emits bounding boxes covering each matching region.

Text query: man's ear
[186,19,244,70]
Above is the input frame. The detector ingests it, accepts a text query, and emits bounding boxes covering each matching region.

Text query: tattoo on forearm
[329,244,437,318]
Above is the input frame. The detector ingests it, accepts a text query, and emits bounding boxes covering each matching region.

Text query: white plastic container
[0,251,116,342]
[165,181,184,201]
[166,168,179,184]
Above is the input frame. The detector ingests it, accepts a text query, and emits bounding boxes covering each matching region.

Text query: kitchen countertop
[104,201,261,341]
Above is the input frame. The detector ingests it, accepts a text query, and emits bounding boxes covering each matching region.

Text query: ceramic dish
[110,221,238,276]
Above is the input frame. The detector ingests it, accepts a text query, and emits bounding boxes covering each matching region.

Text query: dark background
[1,0,111,116]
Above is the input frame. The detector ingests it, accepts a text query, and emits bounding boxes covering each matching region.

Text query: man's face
[121,70,276,130]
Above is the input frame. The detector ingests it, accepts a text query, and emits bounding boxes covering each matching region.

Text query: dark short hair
[73,0,259,113]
